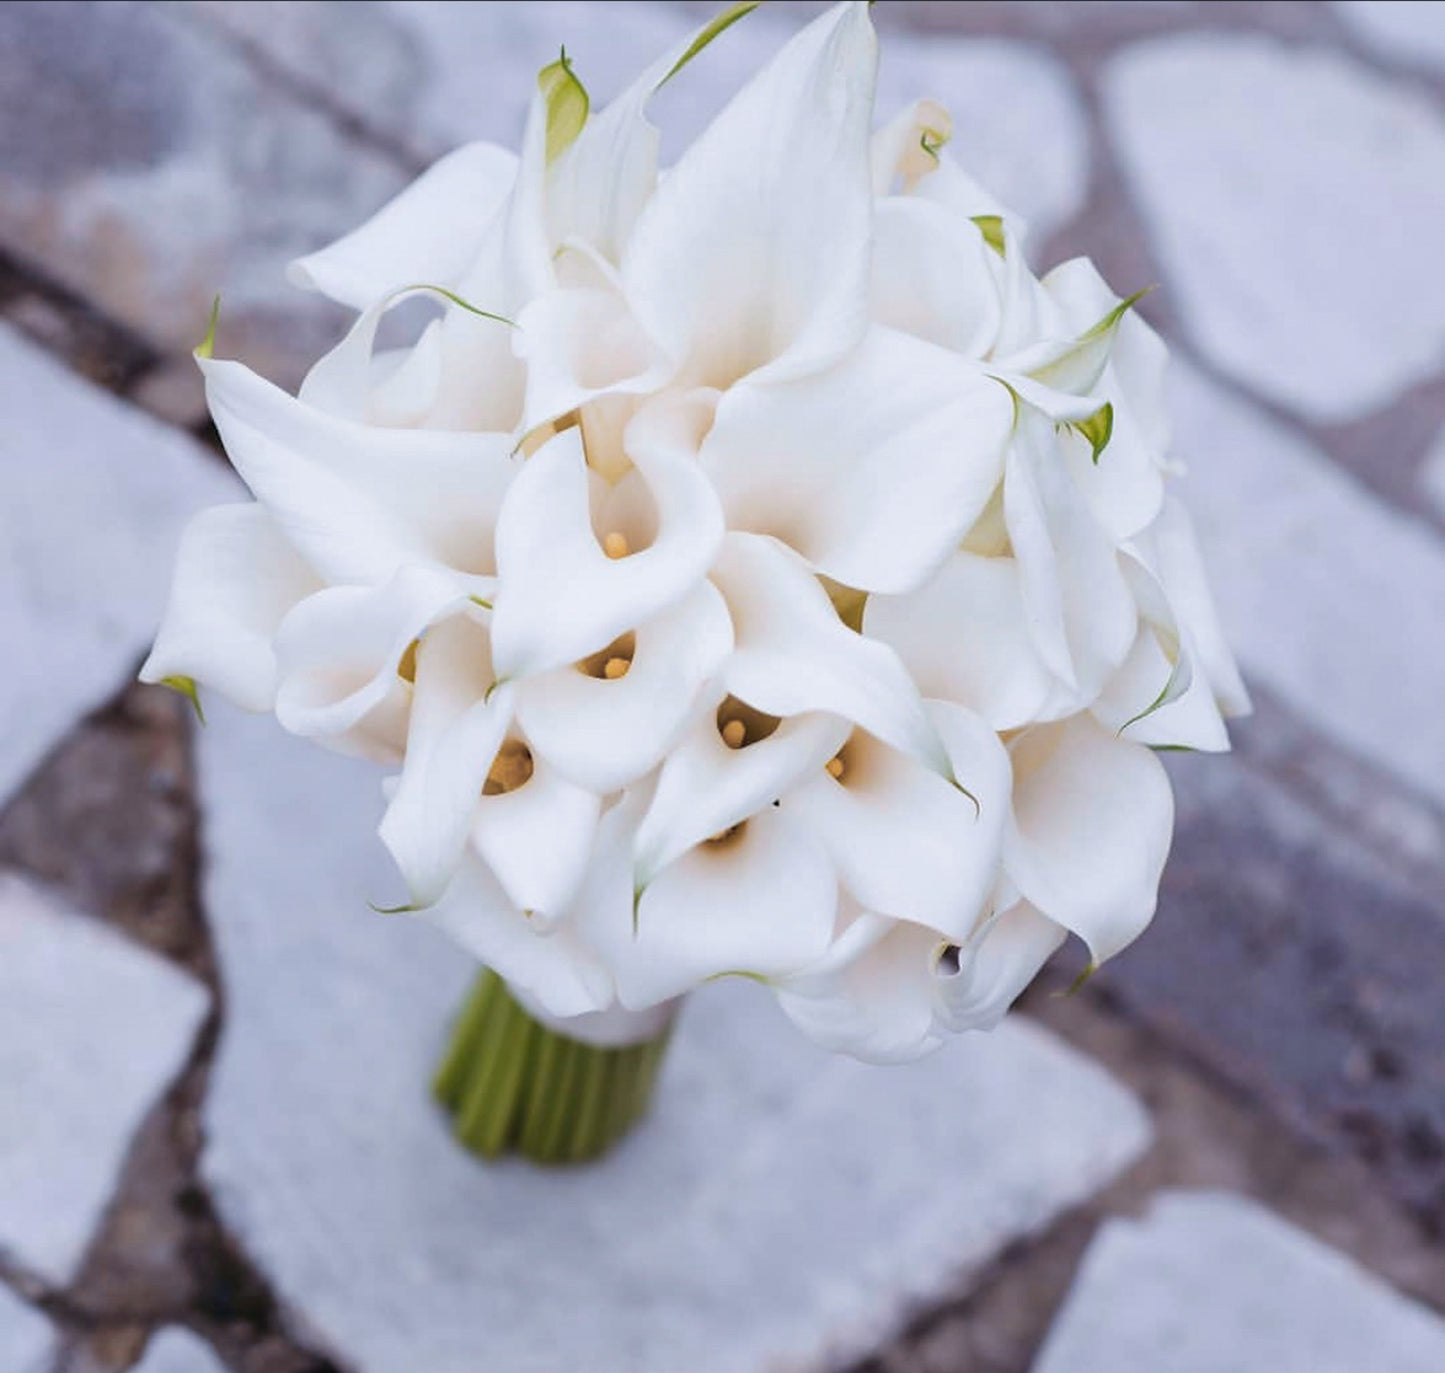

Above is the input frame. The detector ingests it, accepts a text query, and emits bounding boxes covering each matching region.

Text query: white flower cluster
[145,2,1247,1061]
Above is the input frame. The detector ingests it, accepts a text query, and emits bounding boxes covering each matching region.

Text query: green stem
[434,969,676,1166]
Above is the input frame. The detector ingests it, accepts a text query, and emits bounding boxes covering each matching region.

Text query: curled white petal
[712,532,947,772]
[472,754,601,925]
[378,615,514,908]
[273,563,468,758]
[1004,713,1173,964]
[621,807,838,1008]
[424,857,614,1020]
[783,702,1010,940]
[702,328,1013,594]
[864,552,1067,731]
[202,357,516,586]
[515,579,734,795]
[141,504,320,713]
[289,142,517,309]
[490,396,724,678]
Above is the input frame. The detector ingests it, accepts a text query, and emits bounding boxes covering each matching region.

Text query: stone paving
[1,2,1444,1371]
[1034,1190,1445,1372]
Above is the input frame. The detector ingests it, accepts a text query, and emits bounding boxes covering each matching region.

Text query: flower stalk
[434,969,674,1164]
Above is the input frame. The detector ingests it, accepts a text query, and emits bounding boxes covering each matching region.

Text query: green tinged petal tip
[161,675,205,725]
[659,2,761,89]
[1060,961,1099,997]
[971,215,1006,256]
[397,284,514,328]
[539,47,590,164]
[195,295,221,360]
[1069,400,1114,464]
[369,900,422,916]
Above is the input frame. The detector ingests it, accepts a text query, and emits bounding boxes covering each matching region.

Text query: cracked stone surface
[131,1327,228,1373]
[1104,33,1445,423]
[0,874,208,1285]
[0,324,237,811]
[197,703,1150,1373]
[0,0,403,400]
[1032,1191,1445,1372]
[0,1283,55,1373]
[1168,360,1445,813]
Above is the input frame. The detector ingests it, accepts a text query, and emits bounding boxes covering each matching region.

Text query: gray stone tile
[188,1,1089,242]
[0,1284,55,1373]
[1109,732,1445,1223]
[0,874,208,1284]
[0,324,237,811]
[0,0,403,397]
[1421,423,1445,521]
[1169,360,1445,813]
[1032,1190,1445,1372]
[1334,1,1445,76]
[1105,34,1445,422]
[132,1327,228,1373]
[197,703,1150,1373]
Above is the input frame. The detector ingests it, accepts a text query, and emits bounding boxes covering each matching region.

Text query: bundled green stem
[434,969,674,1165]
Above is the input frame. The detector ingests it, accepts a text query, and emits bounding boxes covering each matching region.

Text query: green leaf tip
[1082,285,1155,344]
[195,295,221,360]
[972,214,1006,256]
[1064,960,1099,997]
[398,283,515,328]
[369,900,421,916]
[1070,400,1114,464]
[950,775,982,818]
[705,969,770,985]
[161,675,205,725]
[1117,655,1189,737]
[661,2,762,88]
[539,47,589,164]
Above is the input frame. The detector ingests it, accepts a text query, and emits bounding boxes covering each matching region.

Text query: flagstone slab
[0,1284,55,1373]
[1421,424,1445,522]
[0,874,208,1284]
[0,0,403,396]
[132,1327,228,1373]
[1032,1191,1445,1372]
[1168,360,1445,813]
[0,324,237,811]
[188,0,1089,243]
[1333,2,1445,76]
[197,703,1151,1373]
[1104,34,1445,423]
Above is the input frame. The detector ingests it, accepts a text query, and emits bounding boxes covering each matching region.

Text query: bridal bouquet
[144,1,1247,1163]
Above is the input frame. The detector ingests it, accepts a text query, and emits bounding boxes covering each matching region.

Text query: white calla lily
[202,356,517,585]
[289,142,519,309]
[273,563,470,759]
[490,395,725,679]
[1005,713,1174,965]
[702,328,1013,594]
[710,532,948,772]
[378,614,515,908]
[622,0,877,389]
[141,503,321,713]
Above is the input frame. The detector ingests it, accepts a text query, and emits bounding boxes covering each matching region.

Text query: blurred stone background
[1,2,1444,1371]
